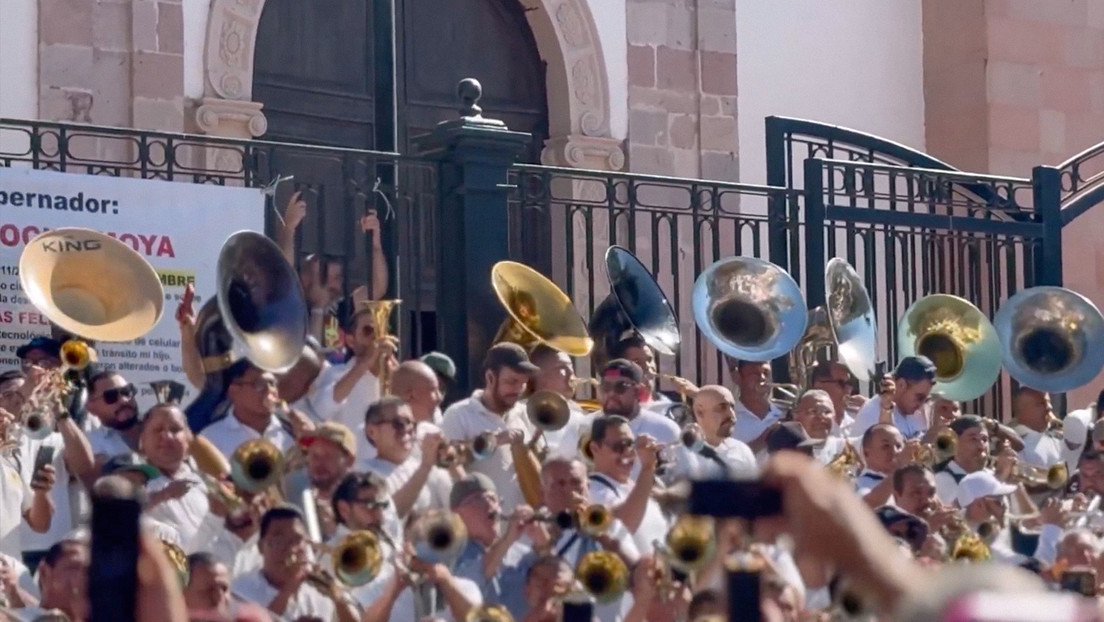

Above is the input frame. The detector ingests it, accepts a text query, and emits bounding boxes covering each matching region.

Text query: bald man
[689,385,757,478]
[390,360,445,426]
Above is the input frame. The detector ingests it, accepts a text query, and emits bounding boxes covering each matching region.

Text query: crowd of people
[3,200,1104,622]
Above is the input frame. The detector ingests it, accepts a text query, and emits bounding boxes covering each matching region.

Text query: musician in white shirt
[852,356,937,441]
[1012,387,1065,469]
[200,362,295,459]
[688,385,757,478]
[85,371,143,469]
[790,389,847,465]
[524,345,590,459]
[728,360,785,453]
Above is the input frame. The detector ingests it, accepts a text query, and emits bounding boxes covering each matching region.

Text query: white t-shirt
[731,402,785,444]
[360,455,451,515]
[231,568,336,621]
[851,395,930,440]
[87,426,132,462]
[310,360,381,463]
[587,472,669,557]
[684,438,758,480]
[440,391,535,513]
[1014,424,1065,469]
[199,410,294,459]
[144,464,223,553]
[0,459,31,559]
[17,431,73,552]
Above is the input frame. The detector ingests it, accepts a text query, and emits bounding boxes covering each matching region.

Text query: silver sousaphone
[691,256,807,362]
[993,286,1104,394]
[788,258,877,386]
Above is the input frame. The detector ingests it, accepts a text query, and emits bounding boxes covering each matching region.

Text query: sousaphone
[184,231,308,431]
[491,261,593,356]
[19,228,164,342]
[588,245,680,368]
[789,258,877,386]
[896,294,1001,401]
[993,286,1104,394]
[692,256,807,362]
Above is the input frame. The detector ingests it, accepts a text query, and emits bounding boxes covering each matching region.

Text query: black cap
[16,336,61,360]
[895,355,938,382]
[949,414,985,436]
[483,342,539,374]
[874,505,929,551]
[601,359,644,383]
[767,421,825,454]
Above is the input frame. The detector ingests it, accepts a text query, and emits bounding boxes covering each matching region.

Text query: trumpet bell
[229,438,285,494]
[60,339,96,371]
[471,432,499,461]
[332,530,383,587]
[897,294,1002,401]
[665,515,715,573]
[579,504,613,536]
[19,228,165,342]
[526,390,572,432]
[22,411,53,442]
[491,261,593,357]
[993,286,1104,394]
[680,423,705,453]
[465,605,516,622]
[692,257,807,362]
[576,550,629,604]
[216,231,308,373]
[413,510,468,564]
[589,245,680,366]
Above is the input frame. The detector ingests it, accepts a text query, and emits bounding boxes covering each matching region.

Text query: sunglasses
[354,498,390,511]
[600,381,637,395]
[602,438,635,453]
[233,377,278,392]
[375,418,414,434]
[99,384,137,405]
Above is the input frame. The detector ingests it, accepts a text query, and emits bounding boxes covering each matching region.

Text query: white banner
[0,167,265,410]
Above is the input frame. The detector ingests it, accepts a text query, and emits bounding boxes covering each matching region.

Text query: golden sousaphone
[993,286,1104,394]
[19,228,165,342]
[896,294,1001,401]
[691,256,808,362]
[589,245,680,368]
[491,261,593,357]
[789,258,877,386]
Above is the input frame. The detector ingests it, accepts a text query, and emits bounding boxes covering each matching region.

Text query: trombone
[229,438,286,495]
[436,432,499,468]
[575,550,629,604]
[1016,463,1069,490]
[916,427,958,467]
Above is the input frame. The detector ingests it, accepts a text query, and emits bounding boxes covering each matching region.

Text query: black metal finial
[458,78,483,117]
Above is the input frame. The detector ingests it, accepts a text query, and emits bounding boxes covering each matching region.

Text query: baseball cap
[299,422,357,457]
[1063,408,1092,448]
[895,356,938,382]
[955,470,1016,508]
[949,415,986,436]
[16,336,61,360]
[449,473,496,508]
[483,343,539,374]
[874,505,930,551]
[767,421,825,453]
[601,359,644,383]
[102,453,162,482]
[421,351,457,382]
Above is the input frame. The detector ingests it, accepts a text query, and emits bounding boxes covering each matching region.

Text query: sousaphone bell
[896,294,1001,401]
[184,231,308,431]
[993,286,1104,394]
[691,256,807,362]
[491,261,593,356]
[19,228,165,342]
[588,245,680,368]
[789,258,877,386]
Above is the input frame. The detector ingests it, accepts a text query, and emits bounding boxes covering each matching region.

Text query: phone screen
[33,446,56,474]
[89,491,141,622]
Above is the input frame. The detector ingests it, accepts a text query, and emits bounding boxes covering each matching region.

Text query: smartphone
[89,480,141,622]
[689,479,783,520]
[1060,568,1098,597]
[33,446,56,475]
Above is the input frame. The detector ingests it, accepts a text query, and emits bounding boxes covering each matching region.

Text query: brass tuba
[992,286,1104,394]
[19,228,165,342]
[896,294,1001,401]
[491,261,593,357]
[789,258,877,387]
[576,550,629,604]
[692,257,807,363]
[589,245,680,369]
[229,438,286,495]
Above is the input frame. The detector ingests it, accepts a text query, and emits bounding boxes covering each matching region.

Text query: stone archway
[195,0,624,171]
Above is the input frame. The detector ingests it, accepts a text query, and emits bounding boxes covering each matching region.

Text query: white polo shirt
[587,472,669,557]
[361,455,451,515]
[199,410,294,459]
[440,391,535,513]
[87,426,133,462]
[685,438,758,480]
[731,402,785,445]
[231,568,336,620]
[1015,424,1065,469]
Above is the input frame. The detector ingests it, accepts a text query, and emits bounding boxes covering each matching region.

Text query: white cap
[1064,408,1093,448]
[955,471,1016,508]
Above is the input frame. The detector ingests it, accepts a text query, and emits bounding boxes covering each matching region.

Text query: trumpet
[670,423,705,454]
[916,428,958,466]
[436,432,499,468]
[576,550,629,604]
[826,441,862,479]
[412,510,468,565]
[575,504,613,536]
[465,605,516,622]
[17,366,81,442]
[1017,463,1069,490]
[60,339,95,371]
[661,515,715,573]
[230,438,285,495]
[578,428,595,470]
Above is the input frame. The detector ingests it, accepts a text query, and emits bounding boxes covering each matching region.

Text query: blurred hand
[284,191,307,231]
[175,283,196,332]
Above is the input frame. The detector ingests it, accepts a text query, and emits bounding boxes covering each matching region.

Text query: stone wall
[38,0,185,132]
[625,0,739,180]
